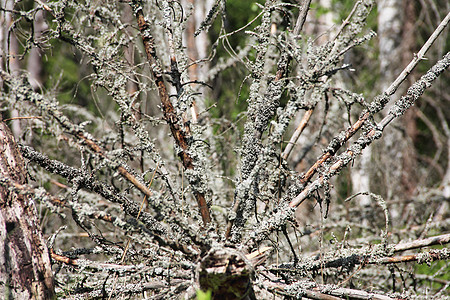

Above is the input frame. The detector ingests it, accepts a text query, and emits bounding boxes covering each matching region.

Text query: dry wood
[0,118,55,299]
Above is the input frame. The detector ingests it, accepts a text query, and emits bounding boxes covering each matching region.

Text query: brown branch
[282,108,314,160]
[75,133,154,199]
[296,110,370,188]
[34,0,52,13]
[80,137,158,202]
[379,249,449,264]
[130,0,211,225]
[50,248,78,266]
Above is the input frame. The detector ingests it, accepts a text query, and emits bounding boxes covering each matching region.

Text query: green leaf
[196,289,212,300]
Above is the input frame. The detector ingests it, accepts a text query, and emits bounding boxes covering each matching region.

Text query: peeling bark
[0,117,55,299]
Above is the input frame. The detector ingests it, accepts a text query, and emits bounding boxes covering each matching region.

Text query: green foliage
[221,0,264,47]
[207,1,265,123]
[310,2,331,19]
[332,0,377,31]
[196,289,212,300]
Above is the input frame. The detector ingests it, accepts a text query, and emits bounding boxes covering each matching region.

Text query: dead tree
[0,0,449,299]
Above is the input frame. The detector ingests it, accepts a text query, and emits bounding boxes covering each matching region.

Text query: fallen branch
[270,233,450,273]
[263,276,397,300]
[394,233,450,252]
[379,249,449,264]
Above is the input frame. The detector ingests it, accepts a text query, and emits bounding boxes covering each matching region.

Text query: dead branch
[291,12,450,190]
[394,233,450,252]
[130,0,211,225]
[290,51,450,208]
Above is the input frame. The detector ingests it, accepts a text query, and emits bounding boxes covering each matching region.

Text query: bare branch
[130,0,211,225]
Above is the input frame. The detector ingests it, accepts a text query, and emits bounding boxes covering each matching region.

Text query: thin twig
[282,108,314,160]
[293,0,312,36]
[384,11,450,97]
[2,116,42,122]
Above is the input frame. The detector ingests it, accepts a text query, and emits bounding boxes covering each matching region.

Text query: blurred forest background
[0,0,449,299]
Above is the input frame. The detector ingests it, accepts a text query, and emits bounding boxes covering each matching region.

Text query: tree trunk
[198,247,256,300]
[0,117,55,299]
[1,0,22,137]
[27,1,47,91]
[376,0,417,211]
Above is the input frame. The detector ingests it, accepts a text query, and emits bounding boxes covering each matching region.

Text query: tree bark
[0,116,55,299]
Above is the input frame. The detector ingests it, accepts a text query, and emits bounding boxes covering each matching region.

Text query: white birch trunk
[27,3,47,91]
[377,0,407,208]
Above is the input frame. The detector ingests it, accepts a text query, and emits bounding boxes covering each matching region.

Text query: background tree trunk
[375,0,418,220]
[182,0,214,123]
[27,1,47,91]
[1,0,22,138]
[0,117,55,299]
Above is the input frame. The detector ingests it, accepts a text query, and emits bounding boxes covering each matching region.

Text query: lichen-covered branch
[131,0,212,225]
[1,0,448,298]
[19,144,203,256]
[0,71,155,199]
[245,51,450,250]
